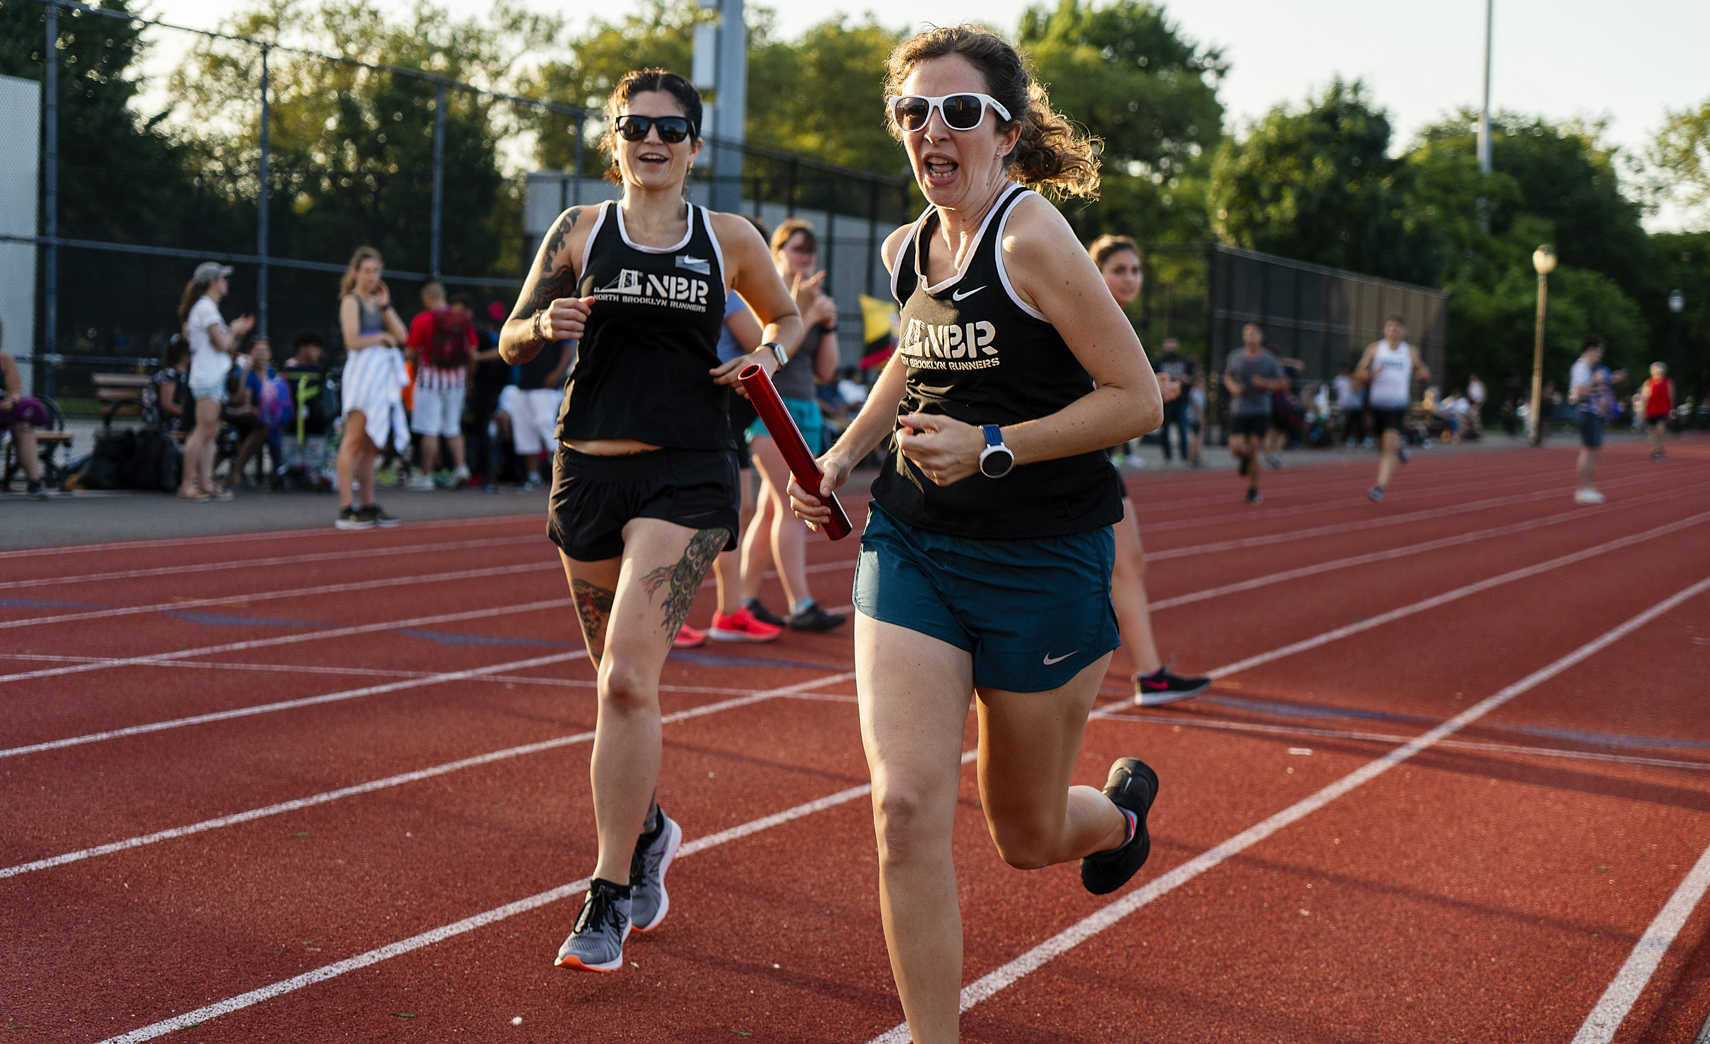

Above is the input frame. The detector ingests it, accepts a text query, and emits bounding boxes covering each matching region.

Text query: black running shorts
[1372,408,1408,436]
[1229,414,1270,438]
[547,444,740,562]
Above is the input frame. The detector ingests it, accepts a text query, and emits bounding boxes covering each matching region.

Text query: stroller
[274,366,341,491]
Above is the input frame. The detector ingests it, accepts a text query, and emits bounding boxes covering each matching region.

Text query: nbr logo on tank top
[594,268,711,313]
[899,317,1000,370]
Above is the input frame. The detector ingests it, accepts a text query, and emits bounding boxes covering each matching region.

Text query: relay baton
[737,363,852,540]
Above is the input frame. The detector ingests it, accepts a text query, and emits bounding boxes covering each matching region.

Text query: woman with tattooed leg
[498,68,803,974]
[789,28,1163,1043]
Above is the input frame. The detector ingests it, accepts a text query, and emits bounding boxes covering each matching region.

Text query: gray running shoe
[554,879,631,973]
[629,810,683,933]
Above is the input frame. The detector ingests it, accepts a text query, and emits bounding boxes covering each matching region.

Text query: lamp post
[1528,245,1556,445]
[1669,290,1685,403]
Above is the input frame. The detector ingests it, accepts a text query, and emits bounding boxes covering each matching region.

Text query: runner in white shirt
[1354,314,1429,502]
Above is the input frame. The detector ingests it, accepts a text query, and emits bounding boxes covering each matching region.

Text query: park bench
[93,373,151,430]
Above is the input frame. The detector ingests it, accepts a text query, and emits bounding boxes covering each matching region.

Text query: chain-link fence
[9,0,913,410]
[1137,242,1449,438]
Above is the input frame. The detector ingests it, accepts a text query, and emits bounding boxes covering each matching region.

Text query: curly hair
[884,25,1100,199]
[602,68,704,184]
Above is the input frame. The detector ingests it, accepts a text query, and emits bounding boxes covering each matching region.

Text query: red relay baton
[737,363,852,540]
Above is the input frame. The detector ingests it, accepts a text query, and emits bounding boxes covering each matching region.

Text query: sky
[136,0,1710,229]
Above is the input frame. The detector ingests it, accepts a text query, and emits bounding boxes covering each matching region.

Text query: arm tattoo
[570,578,615,668]
[525,209,581,315]
[641,528,728,638]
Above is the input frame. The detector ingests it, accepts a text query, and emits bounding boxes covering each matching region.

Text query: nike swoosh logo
[1042,651,1079,666]
[951,285,986,302]
[682,256,707,265]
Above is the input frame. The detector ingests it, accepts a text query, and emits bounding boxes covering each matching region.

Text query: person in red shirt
[405,283,477,488]
[1642,362,1675,462]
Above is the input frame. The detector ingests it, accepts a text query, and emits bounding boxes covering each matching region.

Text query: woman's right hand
[790,270,826,314]
[787,451,853,531]
[230,314,256,339]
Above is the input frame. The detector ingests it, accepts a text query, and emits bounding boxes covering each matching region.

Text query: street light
[1528,245,1556,445]
[1669,290,1685,402]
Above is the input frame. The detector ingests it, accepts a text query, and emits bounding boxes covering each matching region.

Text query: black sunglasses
[615,114,695,144]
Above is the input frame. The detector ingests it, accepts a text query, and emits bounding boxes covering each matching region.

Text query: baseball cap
[194,261,234,282]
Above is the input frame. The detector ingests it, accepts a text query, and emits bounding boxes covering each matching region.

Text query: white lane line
[865,573,1710,1044]
[1,672,858,879]
[1204,511,1709,680]
[1150,485,1703,611]
[0,534,543,591]
[93,708,955,1044]
[0,511,542,560]
[1571,838,1710,1043]
[0,649,588,761]
[1148,468,1670,561]
[0,560,562,632]
[0,597,574,686]
[1106,712,1710,774]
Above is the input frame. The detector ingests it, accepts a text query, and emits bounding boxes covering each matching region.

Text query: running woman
[1088,235,1209,705]
[790,28,1164,1043]
[1642,362,1674,461]
[334,247,411,529]
[498,68,804,973]
[1224,321,1286,504]
[1354,314,1429,503]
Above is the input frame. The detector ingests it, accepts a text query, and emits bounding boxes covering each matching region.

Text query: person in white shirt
[176,261,253,501]
[1466,373,1485,435]
[1354,315,1430,502]
[1568,336,1622,504]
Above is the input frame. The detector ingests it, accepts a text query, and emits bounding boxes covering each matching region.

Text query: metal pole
[709,0,747,212]
[1478,0,1493,176]
[572,113,584,205]
[44,0,59,397]
[257,43,270,340]
[865,178,878,297]
[429,80,445,281]
[1669,297,1682,391]
[1528,270,1548,445]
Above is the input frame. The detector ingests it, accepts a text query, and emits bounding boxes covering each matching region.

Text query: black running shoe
[363,503,402,528]
[1246,487,1262,505]
[1134,667,1211,707]
[743,598,788,627]
[1080,758,1159,895]
[789,602,847,633]
[335,506,375,530]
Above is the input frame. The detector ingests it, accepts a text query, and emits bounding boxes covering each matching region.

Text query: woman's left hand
[230,314,256,339]
[896,412,984,486]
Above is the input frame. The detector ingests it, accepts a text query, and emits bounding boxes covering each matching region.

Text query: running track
[4,440,1708,1043]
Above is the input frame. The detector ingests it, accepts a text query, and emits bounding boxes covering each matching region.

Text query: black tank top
[870,184,1123,539]
[555,200,733,449]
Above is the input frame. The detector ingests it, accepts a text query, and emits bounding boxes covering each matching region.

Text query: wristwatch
[759,341,788,369]
[977,424,1014,478]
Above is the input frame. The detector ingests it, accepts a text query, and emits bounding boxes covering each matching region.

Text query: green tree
[1648,97,1710,231]
[1015,0,1223,243]
[1641,231,1710,397]
[1209,78,1440,285]
[749,15,905,175]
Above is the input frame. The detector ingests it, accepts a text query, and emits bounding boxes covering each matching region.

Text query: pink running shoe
[707,607,783,643]
[673,624,707,649]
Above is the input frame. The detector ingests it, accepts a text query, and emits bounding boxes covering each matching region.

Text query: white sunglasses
[887,93,1013,132]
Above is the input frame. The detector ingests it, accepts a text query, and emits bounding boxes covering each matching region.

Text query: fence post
[257,42,270,340]
[865,179,878,297]
[785,158,796,217]
[43,0,58,397]
[572,112,583,206]
[429,80,445,281]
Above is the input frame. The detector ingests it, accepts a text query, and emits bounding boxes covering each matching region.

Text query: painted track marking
[1570,836,1710,1043]
[0,597,575,686]
[1,672,856,879]
[0,533,543,590]
[0,560,562,631]
[0,511,542,559]
[864,573,1710,1043]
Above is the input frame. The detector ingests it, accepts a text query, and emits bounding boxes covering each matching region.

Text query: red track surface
[5,441,1710,1043]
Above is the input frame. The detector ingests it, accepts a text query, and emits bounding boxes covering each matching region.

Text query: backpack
[124,427,183,492]
[425,308,473,370]
[78,429,136,490]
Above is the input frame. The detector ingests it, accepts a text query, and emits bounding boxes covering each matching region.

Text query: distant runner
[1224,322,1287,504]
[1355,315,1429,503]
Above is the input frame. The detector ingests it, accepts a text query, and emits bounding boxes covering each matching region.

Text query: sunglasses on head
[614,114,695,144]
[888,93,1013,132]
